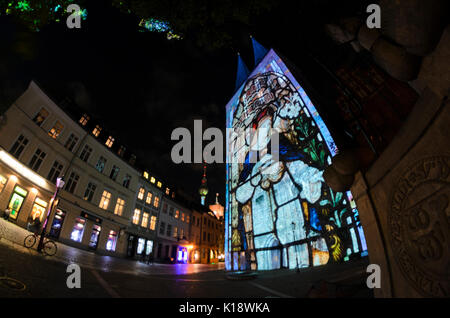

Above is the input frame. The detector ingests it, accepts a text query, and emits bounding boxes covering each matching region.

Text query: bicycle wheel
[24,234,36,248]
[43,240,57,256]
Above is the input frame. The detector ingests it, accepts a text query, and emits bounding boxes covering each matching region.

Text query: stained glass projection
[225,49,368,271]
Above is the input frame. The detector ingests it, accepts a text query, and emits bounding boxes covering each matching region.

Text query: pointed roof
[251,36,269,67]
[235,53,250,92]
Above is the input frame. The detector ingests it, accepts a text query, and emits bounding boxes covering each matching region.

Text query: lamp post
[37,176,64,253]
[291,222,300,273]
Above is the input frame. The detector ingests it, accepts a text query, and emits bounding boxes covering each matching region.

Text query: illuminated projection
[225,49,368,271]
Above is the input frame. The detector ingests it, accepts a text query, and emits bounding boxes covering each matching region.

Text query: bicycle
[23,233,57,256]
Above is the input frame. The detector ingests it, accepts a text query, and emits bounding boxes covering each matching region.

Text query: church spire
[250,35,269,67]
[235,52,250,92]
[198,161,209,205]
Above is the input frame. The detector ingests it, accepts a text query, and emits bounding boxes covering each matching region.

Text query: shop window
[153,196,159,208]
[132,208,141,225]
[71,218,86,242]
[95,156,107,173]
[30,197,48,221]
[48,121,64,139]
[64,133,79,152]
[65,171,79,194]
[145,240,153,255]
[141,212,149,228]
[109,165,120,181]
[8,185,28,220]
[146,192,152,205]
[83,182,96,202]
[10,134,29,159]
[0,174,7,193]
[137,187,145,200]
[106,230,117,251]
[92,125,102,137]
[32,107,49,127]
[105,136,114,148]
[79,114,89,126]
[114,198,125,216]
[137,238,145,254]
[79,144,92,162]
[99,190,112,210]
[150,215,157,230]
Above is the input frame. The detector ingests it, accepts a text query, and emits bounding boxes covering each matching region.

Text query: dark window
[79,144,92,162]
[166,224,172,237]
[203,232,206,241]
[122,174,131,188]
[118,145,126,157]
[47,161,64,183]
[65,172,79,194]
[83,182,96,202]
[10,135,29,159]
[95,156,107,173]
[64,133,79,152]
[159,222,166,235]
[28,148,46,172]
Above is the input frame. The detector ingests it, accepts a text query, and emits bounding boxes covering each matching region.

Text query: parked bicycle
[23,233,57,256]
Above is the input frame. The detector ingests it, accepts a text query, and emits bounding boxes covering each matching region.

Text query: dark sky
[0,0,370,206]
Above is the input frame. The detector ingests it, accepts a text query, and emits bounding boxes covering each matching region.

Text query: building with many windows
[0,81,142,256]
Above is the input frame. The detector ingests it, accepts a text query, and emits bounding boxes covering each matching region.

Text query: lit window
[10,134,29,159]
[143,171,149,179]
[150,215,157,230]
[173,226,178,238]
[171,192,175,199]
[165,187,170,195]
[79,114,89,126]
[99,190,112,210]
[109,165,120,181]
[30,197,48,222]
[137,187,145,200]
[64,133,79,152]
[141,212,149,228]
[181,213,185,222]
[105,136,114,148]
[92,125,102,137]
[175,210,179,219]
[157,181,162,188]
[71,218,85,242]
[106,231,117,251]
[146,192,152,205]
[150,177,155,184]
[132,208,141,225]
[114,198,125,216]
[180,228,184,239]
[153,196,159,208]
[186,215,190,224]
[117,145,126,157]
[32,108,49,127]
[64,171,79,194]
[28,148,46,172]
[79,144,92,162]
[95,156,107,173]
[48,121,64,139]
[0,174,7,193]
[83,182,96,202]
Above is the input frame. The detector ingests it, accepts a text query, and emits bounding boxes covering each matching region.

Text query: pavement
[0,218,374,298]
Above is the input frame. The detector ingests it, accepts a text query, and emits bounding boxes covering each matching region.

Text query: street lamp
[291,222,300,273]
[37,176,64,253]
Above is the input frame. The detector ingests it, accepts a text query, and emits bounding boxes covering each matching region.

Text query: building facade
[0,81,142,257]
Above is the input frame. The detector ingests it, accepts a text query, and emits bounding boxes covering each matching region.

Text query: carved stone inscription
[389,156,450,297]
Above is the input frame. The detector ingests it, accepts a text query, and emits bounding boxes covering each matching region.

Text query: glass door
[49,209,65,239]
[88,224,101,250]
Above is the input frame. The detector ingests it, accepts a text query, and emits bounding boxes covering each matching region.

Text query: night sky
[0,0,370,206]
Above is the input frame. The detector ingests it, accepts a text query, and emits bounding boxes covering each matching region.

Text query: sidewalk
[0,218,223,277]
